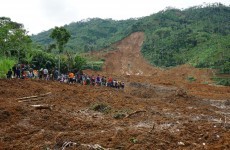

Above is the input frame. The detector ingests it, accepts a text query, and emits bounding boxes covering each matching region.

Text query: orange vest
[69,73,74,78]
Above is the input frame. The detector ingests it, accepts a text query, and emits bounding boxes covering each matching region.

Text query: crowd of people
[7,64,46,80]
[6,64,125,89]
[61,73,125,89]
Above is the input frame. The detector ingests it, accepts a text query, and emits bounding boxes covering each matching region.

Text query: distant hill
[31,18,137,52]
[31,3,230,73]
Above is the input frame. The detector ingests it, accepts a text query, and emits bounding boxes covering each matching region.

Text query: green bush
[130,137,138,144]
[113,113,126,119]
[187,76,196,82]
[83,61,104,71]
[220,61,230,74]
[0,57,16,78]
[212,77,230,86]
[90,103,111,113]
[216,79,230,86]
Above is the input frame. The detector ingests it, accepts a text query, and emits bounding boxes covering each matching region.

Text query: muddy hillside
[0,32,230,149]
[103,32,160,76]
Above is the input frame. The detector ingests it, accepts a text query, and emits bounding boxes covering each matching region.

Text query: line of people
[60,73,125,89]
[6,64,125,89]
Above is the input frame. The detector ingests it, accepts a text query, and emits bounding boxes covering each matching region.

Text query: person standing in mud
[101,76,106,86]
[39,68,43,79]
[54,68,59,80]
[91,75,95,86]
[86,75,91,85]
[81,74,86,85]
[96,74,101,86]
[16,66,21,78]
[6,69,12,79]
[12,64,16,78]
[68,71,74,84]
[28,68,34,78]
[108,77,113,87]
[43,68,48,80]
[121,82,125,89]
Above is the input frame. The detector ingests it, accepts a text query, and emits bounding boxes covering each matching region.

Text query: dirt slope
[103,32,161,76]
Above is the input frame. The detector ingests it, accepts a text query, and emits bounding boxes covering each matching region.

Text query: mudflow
[0,32,230,149]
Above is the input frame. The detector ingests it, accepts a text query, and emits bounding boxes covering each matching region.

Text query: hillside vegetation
[140,3,230,73]
[31,3,230,74]
[31,18,136,53]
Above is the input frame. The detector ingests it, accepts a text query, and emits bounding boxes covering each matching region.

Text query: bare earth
[0,32,230,150]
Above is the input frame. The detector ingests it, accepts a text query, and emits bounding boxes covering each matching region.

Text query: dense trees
[50,26,71,53]
[141,3,230,72]
[32,18,136,52]
[0,17,32,61]
[0,17,32,77]
[0,18,88,76]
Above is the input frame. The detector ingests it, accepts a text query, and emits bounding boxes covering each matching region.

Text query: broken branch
[17,92,51,100]
[18,97,44,103]
[31,104,54,111]
[126,110,146,118]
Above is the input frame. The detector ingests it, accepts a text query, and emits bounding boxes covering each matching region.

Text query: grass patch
[83,61,104,71]
[113,113,126,119]
[90,103,111,114]
[113,109,132,119]
[130,137,138,144]
[212,77,230,86]
[187,76,196,82]
[202,81,210,84]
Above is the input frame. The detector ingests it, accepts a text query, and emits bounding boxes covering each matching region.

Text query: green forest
[1,3,230,80]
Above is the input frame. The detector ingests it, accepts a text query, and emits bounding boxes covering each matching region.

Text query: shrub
[187,76,196,82]
[216,78,230,86]
[90,103,111,113]
[212,77,230,86]
[220,62,230,74]
[130,137,138,144]
[82,61,104,71]
[113,113,126,119]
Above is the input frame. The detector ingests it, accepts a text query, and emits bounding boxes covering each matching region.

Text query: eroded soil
[0,32,230,150]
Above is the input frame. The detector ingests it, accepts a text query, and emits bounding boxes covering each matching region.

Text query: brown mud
[0,32,229,150]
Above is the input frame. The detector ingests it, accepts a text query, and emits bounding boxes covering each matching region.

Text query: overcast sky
[0,0,229,35]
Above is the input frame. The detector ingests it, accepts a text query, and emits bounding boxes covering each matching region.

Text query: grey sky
[0,0,229,35]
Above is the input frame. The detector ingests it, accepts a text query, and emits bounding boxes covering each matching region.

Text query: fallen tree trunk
[18,98,44,103]
[81,144,111,150]
[126,110,146,118]
[31,104,54,111]
[17,92,51,101]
